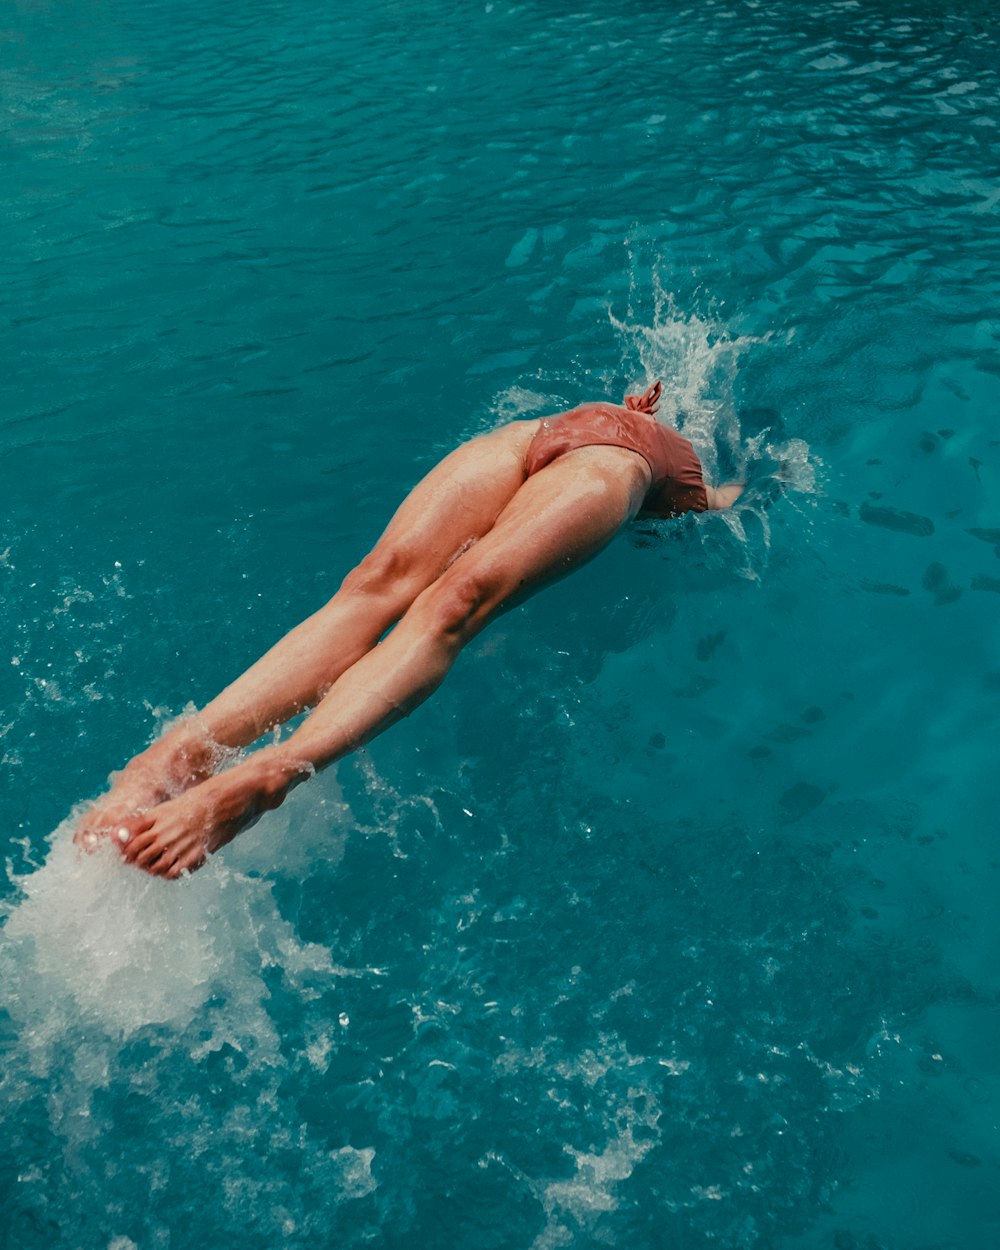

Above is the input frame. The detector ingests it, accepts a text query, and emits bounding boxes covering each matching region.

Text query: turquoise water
[3,0,999,1245]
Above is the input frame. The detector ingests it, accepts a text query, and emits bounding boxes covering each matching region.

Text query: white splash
[0,774,384,1234]
[0,774,370,1103]
[610,281,822,581]
[609,282,759,484]
[3,831,226,1046]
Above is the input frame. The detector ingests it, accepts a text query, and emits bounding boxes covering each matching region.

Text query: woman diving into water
[75,382,743,878]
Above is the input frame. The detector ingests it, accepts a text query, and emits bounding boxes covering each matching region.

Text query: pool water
[2,0,999,1246]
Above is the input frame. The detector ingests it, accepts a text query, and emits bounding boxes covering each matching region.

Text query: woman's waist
[528,405,693,472]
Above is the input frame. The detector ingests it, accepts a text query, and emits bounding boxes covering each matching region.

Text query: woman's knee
[416,567,506,644]
[339,543,425,601]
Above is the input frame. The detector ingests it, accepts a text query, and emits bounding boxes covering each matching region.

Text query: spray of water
[609,279,821,580]
[489,280,819,587]
[0,774,385,1240]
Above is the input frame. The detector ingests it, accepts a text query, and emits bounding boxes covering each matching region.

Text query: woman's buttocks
[524,405,651,478]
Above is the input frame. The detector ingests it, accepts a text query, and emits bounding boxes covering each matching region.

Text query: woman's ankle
[128,718,220,784]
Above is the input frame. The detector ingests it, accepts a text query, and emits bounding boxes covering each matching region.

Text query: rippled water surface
[3,1,1000,1247]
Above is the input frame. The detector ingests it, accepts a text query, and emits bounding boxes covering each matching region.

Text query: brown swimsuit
[524,402,709,517]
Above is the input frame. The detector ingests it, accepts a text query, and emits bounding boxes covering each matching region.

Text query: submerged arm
[704,483,745,510]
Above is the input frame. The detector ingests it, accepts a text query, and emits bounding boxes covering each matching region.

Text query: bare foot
[115,750,309,879]
[74,723,224,850]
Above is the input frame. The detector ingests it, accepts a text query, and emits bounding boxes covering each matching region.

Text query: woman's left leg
[76,421,534,846]
[121,446,651,876]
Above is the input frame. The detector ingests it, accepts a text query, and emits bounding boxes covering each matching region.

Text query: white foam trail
[491,1033,664,1249]
[329,1145,378,1199]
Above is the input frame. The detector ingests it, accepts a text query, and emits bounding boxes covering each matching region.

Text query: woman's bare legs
[75,421,536,843]
[195,420,537,744]
[119,446,652,876]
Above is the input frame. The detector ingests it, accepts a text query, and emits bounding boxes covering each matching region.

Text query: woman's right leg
[76,420,535,840]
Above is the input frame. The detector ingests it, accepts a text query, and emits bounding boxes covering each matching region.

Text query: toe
[181,846,207,875]
[122,828,158,863]
[136,847,171,877]
[165,854,200,880]
[116,814,155,855]
[134,839,168,870]
[75,827,101,852]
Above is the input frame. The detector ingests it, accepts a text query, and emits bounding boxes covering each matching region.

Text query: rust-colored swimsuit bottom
[524,403,709,517]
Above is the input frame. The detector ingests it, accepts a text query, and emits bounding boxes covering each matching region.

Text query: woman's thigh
[417,445,651,634]
[366,420,536,582]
